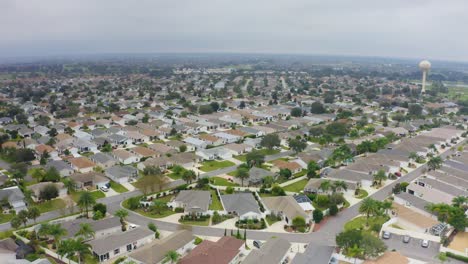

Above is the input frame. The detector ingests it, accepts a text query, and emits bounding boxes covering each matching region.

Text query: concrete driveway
[383,233,440,262]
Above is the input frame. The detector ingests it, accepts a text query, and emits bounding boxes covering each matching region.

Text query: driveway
[382,234,441,263]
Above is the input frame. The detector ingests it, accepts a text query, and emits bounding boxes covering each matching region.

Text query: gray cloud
[1,0,467,61]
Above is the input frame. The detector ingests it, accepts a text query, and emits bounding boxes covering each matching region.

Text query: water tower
[419,60,431,94]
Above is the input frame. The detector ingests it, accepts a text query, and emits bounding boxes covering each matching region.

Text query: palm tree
[48,223,67,248]
[77,191,96,218]
[115,209,129,231]
[373,170,387,186]
[427,156,443,171]
[28,207,41,224]
[319,180,331,193]
[359,198,378,226]
[408,152,418,161]
[71,237,92,264]
[332,181,348,193]
[163,250,180,264]
[57,239,74,264]
[63,178,75,194]
[452,196,467,208]
[426,203,451,222]
[76,223,95,240]
[428,144,437,153]
[380,200,393,215]
[235,167,249,187]
[182,170,196,184]
[346,244,363,264]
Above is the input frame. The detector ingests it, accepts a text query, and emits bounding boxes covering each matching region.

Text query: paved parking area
[382,234,440,262]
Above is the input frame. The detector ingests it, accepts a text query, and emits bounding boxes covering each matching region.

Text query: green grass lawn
[234,148,281,161]
[265,215,281,226]
[355,189,369,199]
[210,177,239,187]
[110,181,129,193]
[209,190,223,210]
[70,190,106,203]
[199,160,235,172]
[123,194,177,219]
[179,218,210,226]
[0,213,14,224]
[293,169,307,178]
[34,198,67,213]
[344,216,390,232]
[167,172,182,180]
[283,179,308,193]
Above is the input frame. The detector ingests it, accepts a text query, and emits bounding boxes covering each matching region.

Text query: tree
[408,103,423,116]
[76,223,95,240]
[310,101,326,114]
[181,170,196,184]
[279,168,292,180]
[260,134,281,150]
[381,113,388,127]
[346,244,364,264]
[360,233,387,258]
[271,185,286,196]
[63,178,75,194]
[332,181,348,193]
[17,210,29,227]
[319,180,331,193]
[148,222,160,238]
[325,122,348,137]
[336,229,363,254]
[43,167,61,182]
[292,216,306,230]
[306,161,320,178]
[313,209,323,223]
[48,223,68,248]
[452,196,467,208]
[373,170,387,186]
[10,162,28,181]
[151,200,167,215]
[78,192,96,218]
[115,209,129,231]
[448,207,467,231]
[235,167,249,187]
[10,216,22,229]
[427,156,443,170]
[329,204,339,216]
[57,239,74,263]
[359,198,379,226]
[290,107,302,117]
[70,237,92,264]
[245,150,265,167]
[28,207,41,224]
[179,145,187,152]
[163,250,180,264]
[93,203,107,216]
[39,184,59,201]
[288,138,307,153]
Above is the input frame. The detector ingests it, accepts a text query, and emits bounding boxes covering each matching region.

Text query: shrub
[93,210,104,220]
[39,184,59,201]
[446,252,468,262]
[313,209,324,223]
[212,211,222,224]
[329,204,339,216]
[315,195,329,207]
[93,203,107,215]
[127,197,141,210]
[225,186,234,194]
[194,237,203,245]
[271,185,286,196]
[174,207,184,213]
[292,216,306,229]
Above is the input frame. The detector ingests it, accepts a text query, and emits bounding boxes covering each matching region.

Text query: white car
[382,231,391,239]
[100,186,109,192]
[421,239,429,248]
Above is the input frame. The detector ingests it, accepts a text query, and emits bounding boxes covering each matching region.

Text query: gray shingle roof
[220,193,261,216]
[291,243,334,264]
[242,237,291,264]
[89,227,154,255]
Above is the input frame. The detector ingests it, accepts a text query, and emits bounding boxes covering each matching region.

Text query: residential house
[213,132,240,144]
[68,157,96,173]
[220,193,262,220]
[242,167,273,186]
[271,160,302,174]
[224,143,252,156]
[89,228,154,262]
[183,137,207,150]
[105,165,138,184]
[263,196,311,225]
[27,182,67,202]
[0,186,27,211]
[196,147,232,161]
[291,243,335,264]
[127,230,195,264]
[168,190,211,215]
[45,160,74,177]
[242,237,291,264]
[90,152,117,169]
[198,134,224,146]
[179,236,246,264]
[112,149,139,165]
[70,172,109,190]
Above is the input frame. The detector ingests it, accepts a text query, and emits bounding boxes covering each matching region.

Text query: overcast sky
[1,0,467,61]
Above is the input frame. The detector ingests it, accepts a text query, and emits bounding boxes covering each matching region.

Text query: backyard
[208,189,223,210]
[199,160,236,172]
[210,177,239,187]
[283,178,308,193]
[34,198,67,213]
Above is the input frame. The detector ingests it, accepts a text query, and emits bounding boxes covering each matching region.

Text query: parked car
[100,186,109,192]
[129,224,137,229]
[382,231,391,239]
[394,172,402,177]
[403,235,411,243]
[253,240,262,249]
[421,239,429,248]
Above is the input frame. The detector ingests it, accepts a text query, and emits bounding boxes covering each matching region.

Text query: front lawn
[179,216,211,226]
[123,195,177,219]
[70,190,106,203]
[283,179,308,193]
[0,213,14,224]
[209,190,223,210]
[34,198,67,213]
[355,189,369,199]
[199,160,235,172]
[210,177,239,187]
[265,214,281,226]
[344,215,390,232]
[110,181,129,193]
